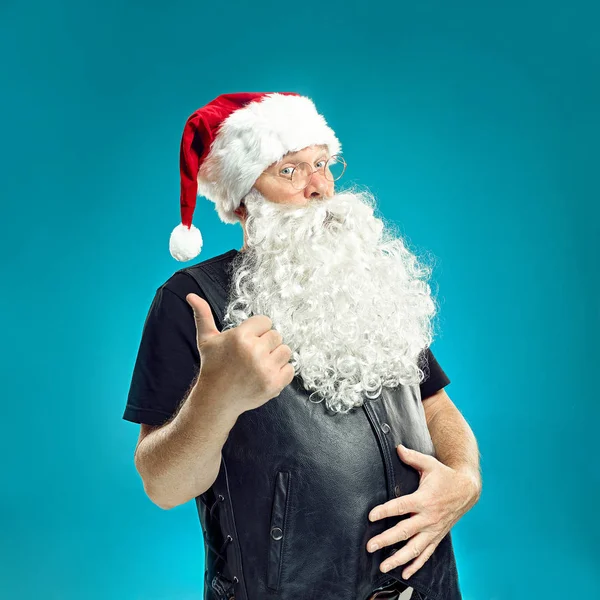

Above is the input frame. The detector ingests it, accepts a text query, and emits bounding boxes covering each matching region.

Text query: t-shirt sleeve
[122,279,201,426]
[418,347,451,400]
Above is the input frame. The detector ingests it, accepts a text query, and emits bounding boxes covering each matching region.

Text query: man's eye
[316,159,327,168]
[280,167,294,177]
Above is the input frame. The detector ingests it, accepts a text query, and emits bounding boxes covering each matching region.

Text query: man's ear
[234,201,247,219]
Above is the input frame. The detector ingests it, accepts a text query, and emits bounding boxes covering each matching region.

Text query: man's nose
[304,169,332,199]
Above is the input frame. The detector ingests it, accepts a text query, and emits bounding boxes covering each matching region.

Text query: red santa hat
[169,91,342,261]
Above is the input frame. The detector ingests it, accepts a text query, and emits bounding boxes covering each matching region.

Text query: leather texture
[185,260,462,600]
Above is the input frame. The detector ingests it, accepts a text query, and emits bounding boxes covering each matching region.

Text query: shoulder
[160,248,238,302]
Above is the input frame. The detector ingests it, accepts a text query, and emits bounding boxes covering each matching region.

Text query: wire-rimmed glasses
[262,154,347,190]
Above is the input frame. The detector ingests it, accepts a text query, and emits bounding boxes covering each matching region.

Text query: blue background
[1,1,598,598]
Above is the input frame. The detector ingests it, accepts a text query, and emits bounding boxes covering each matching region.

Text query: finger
[400,541,438,580]
[378,531,434,574]
[238,313,274,336]
[366,514,426,553]
[186,293,220,344]
[369,493,419,521]
[277,362,296,388]
[396,444,435,471]
[259,328,284,352]
[271,343,293,368]
[266,362,295,398]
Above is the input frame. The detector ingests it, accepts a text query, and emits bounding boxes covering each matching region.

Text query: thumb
[186,293,220,346]
[396,444,434,472]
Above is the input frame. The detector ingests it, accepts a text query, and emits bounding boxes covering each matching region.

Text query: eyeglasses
[261,154,347,191]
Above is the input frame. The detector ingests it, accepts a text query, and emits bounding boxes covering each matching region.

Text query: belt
[366,579,413,600]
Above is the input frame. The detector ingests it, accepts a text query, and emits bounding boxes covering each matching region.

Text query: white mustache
[323,211,335,226]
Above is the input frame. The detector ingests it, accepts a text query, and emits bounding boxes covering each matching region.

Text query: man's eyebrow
[279,147,329,164]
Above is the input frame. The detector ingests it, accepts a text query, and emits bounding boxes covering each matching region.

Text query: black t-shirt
[122,249,451,427]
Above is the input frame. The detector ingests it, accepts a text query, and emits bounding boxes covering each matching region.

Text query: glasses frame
[261,153,347,191]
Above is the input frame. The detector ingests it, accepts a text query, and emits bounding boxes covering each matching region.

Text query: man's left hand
[366,444,481,580]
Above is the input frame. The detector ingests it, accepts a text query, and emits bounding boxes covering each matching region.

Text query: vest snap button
[394,484,401,497]
[381,422,390,434]
[270,526,283,540]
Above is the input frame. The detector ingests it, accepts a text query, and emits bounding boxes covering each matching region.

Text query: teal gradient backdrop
[1,1,598,598]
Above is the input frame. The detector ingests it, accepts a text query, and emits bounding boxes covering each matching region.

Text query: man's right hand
[186,293,295,415]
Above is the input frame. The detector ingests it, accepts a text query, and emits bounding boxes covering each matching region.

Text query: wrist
[190,375,240,427]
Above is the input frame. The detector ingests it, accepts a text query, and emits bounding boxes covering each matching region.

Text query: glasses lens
[291,162,312,190]
[325,154,346,181]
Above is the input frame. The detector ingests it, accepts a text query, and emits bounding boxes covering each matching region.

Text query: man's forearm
[426,401,482,495]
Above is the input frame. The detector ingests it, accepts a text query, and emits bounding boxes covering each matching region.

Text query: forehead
[278,144,329,163]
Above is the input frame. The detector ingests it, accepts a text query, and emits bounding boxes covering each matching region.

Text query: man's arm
[134,375,240,510]
[422,389,482,495]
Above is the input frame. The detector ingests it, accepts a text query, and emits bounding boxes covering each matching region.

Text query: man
[123,92,481,600]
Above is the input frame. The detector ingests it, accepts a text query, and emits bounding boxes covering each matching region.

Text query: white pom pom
[169,223,203,261]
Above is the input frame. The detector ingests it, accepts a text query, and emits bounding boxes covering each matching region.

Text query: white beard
[222,185,439,415]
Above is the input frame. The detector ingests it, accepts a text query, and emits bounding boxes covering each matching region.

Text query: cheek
[268,181,295,203]
[278,186,305,205]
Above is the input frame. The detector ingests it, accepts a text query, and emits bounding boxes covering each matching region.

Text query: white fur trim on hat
[197,93,342,224]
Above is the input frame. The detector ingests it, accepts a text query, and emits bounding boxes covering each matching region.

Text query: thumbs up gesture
[186,293,295,415]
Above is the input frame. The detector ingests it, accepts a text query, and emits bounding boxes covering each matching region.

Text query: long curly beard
[222,185,440,415]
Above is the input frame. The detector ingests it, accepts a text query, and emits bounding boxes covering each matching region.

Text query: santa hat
[169,91,342,261]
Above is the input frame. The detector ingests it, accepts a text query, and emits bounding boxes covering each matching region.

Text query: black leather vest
[185,261,462,600]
